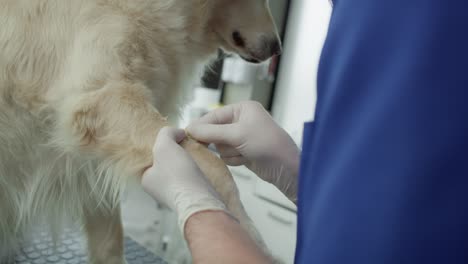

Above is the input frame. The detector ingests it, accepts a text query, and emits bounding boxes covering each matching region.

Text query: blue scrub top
[296,0,468,263]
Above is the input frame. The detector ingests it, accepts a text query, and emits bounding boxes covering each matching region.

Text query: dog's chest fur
[0,0,216,258]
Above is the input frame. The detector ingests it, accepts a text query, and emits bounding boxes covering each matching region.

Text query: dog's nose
[270,39,282,56]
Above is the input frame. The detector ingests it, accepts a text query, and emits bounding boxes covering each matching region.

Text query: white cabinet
[230,166,297,264]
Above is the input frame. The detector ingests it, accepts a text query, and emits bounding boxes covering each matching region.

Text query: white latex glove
[186,101,300,202]
[142,127,228,233]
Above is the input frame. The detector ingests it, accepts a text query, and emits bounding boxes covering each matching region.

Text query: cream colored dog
[0,0,281,263]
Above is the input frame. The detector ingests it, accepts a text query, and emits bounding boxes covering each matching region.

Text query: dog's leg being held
[181,139,269,251]
[55,80,267,258]
[54,82,163,263]
[56,81,163,180]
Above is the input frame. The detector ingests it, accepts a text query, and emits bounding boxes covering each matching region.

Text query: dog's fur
[0,0,281,263]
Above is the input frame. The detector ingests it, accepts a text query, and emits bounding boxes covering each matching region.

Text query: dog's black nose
[270,39,282,56]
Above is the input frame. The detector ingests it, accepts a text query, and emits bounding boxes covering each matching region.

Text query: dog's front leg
[56,81,167,179]
[55,81,165,263]
[83,206,126,264]
[55,80,264,256]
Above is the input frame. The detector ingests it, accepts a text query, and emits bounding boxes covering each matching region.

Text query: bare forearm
[185,211,272,264]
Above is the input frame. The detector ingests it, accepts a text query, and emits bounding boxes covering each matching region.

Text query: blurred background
[122,1,332,263]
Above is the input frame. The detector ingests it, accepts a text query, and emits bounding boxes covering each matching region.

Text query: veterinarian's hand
[187,101,300,202]
[142,127,228,233]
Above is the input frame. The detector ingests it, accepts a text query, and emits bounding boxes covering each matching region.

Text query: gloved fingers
[186,123,241,146]
[153,127,186,156]
[157,127,186,144]
[215,144,241,157]
[191,104,237,125]
[152,127,202,176]
[216,144,247,165]
[141,166,168,205]
[222,156,249,166]
[142,127,232,231]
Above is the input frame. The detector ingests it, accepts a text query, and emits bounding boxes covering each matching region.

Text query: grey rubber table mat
[11,229,167,264]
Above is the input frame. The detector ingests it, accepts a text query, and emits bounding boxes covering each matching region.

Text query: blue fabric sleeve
[295,0,468,263]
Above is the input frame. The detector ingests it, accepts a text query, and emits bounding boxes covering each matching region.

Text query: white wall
[272,0,332,145]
